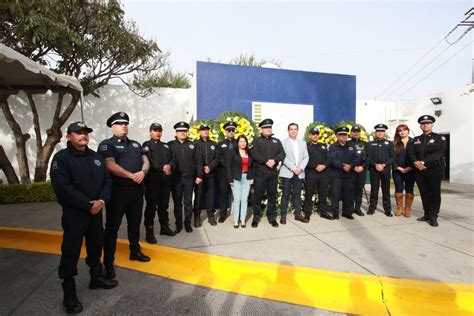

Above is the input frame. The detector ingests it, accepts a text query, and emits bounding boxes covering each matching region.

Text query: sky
[122,1,473,101]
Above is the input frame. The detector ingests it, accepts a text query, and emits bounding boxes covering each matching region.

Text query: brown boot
[404,193,414,218]
[394,193,403,216]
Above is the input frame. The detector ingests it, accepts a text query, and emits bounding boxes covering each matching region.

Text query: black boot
[62,278,82,314]
[160,225,176,236]
[208,210,217,226]
[89,265,118,290]
[145,227,157,244]
[105,265,116,280]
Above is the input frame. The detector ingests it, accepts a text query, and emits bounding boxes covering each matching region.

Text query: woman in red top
[227,135,254,228]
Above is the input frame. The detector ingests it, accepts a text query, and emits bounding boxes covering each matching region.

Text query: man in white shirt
[278,123,309,224]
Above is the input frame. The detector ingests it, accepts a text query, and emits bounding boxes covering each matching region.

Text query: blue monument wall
[196,61,356,126]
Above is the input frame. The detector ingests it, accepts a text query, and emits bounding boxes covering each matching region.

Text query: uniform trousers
[330,176,354,216]
[218,168,231,216]
[353,170,366,211]
[171,176,195,228]
[303,174,330,217]
[415,167,442,220]
[368,168,392,213]
[144,172,171,229]
[252,172,278,222]
[194,175,216,215]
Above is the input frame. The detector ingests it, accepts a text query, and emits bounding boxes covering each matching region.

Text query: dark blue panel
[196,61,356,126]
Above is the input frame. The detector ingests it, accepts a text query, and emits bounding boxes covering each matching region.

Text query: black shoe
[185,225,193,233]
[429,219,439,227]
[354,209,365,217]
[341,214,354,220]
[209,216,217,226]
[62,278,82,314]
[175,226,182,234]
[145,228,157,244]
[160,226,176,236]
[295,213,309,223]
[218,214,227,223]
[280,216,287,225]
[105,266,116,280]
[130,251,151,262]
[320,212,335,220]
[367,210,375,215]
[385,211,393,217]
[251,221,258,228]
[194,215,201,228]
[417,216,428,221]
[89,276,118,290]
[270,220,279,227]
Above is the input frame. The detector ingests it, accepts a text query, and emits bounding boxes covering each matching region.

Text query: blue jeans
[393,170,415,194]
[280,175,303,216]
[231,173,251,222]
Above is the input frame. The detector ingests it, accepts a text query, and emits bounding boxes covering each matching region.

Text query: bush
[0,182,57,204]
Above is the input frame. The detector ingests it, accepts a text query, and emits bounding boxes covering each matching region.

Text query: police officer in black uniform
[98,112,151,282]
[367,123,395,216]
[142,122,175,244]
[194,124,219,227]
[251,118,286,227]
[51,122,117,314]
[303,127,333,221]
[329,126,360,220]
[217,121,238,223]
[168,121,204,233]
[408,115,446,227]
[349,125,368,216]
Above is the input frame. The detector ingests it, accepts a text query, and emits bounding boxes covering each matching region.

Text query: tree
[229,53,282,67]
[128,68,191,97]
[0,0,167,183]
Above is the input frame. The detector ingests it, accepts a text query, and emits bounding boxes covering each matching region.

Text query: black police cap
[259,118,274,128]
[149,122,163,130]
[174,121,190,131]
[106,112,129,127]
[335,126,349,135]
[374,123,388,131]
[67,121,93,134]
[223,121,237,130]
[418,115,436,124]
[309,127,320,134]
[198,124,211,131]
[351,125,361,132]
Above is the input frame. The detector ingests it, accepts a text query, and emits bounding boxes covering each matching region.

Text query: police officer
[329,126,360,219]
[251,118,286,227]
[349,125,368,216]
[168,121,204,233]
[217,121,237,223]
[367,123,395,216]
[408,115,446,227]
[98,112,151,282]
[51,122,117,314]
[303,127,333,221]
[193,124,219,227]
[143,122,175,244]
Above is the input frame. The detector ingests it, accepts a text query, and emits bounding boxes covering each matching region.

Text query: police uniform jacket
[168,138,204,178]
[251,134,286,174]
[195,138,219,177]
[217,138,237,170]
[393,138,413,169]
[367,138,395,168]
[142,140,172,175]
[226,150,254,181]
[349,138,368,167]
[51,142,111,212]
[408,132,446,169]
[98,135,145,186]
[305,142,330,177]
[329,141,360,178]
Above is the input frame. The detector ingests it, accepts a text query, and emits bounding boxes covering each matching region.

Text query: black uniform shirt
[305,142,330,176]
[408,132,446,168]
[168,138,203,178]
[349,138,368,166]
[51,142,111,212]
[98,135,144,186]
[142,140,172,175]
[367,138,395,168]
[251,134,286,174]
[195,138,219,176]
[329,141,360,178]
[217,138,237,170]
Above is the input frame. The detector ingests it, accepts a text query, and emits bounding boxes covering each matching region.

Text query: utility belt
[426,158,445,169]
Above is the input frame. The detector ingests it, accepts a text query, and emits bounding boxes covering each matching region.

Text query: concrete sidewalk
[0,182,473,314]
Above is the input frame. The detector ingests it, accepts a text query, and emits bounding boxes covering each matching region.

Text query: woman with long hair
[392,124,415,217]
[227,135,254,228]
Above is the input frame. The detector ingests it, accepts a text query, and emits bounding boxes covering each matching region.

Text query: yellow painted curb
[0,226,472,315]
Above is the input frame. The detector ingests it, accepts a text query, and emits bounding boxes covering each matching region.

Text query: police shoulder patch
[349,146,354,150]
[384,141,389,145]
[100,144,108,151]
[94,159,101,166]
[429,139,435,143]
[441,136,446,141]
[132,142,139,148]
[321,145,326,149]
[52,160,58,170]
[143,146,149,152]
[272,139,277,143]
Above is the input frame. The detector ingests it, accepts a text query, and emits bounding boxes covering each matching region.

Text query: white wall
[0,85,193,182]
[356,84,474,185]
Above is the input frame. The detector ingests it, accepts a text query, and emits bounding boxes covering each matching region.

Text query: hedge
[0,182,57,204]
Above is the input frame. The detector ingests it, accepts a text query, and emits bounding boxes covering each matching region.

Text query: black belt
[112,183,141,190]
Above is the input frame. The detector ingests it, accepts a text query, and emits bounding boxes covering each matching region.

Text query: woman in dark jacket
[392,124,415,217]
[227,135,254,228]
